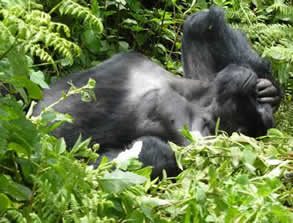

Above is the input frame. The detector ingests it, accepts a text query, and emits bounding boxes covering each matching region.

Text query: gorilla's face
[214,64,274,137]
[218,94,274,137]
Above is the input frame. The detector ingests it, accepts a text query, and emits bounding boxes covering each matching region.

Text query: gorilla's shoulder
[111,51,147,60]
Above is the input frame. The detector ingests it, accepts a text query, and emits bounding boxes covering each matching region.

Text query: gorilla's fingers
[257,85,278,97]
[256,78,273,91]
[257,96,281,106]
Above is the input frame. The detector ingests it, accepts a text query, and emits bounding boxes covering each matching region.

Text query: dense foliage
[0,0,293,222]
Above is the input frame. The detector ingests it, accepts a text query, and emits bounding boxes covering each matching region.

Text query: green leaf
[8,142,29,156]
[155,43,167,54]
[123,18,138,25]
[140,196,170,208]
[16,158,36,184]
[271,204,293,222]
[179,125,194,143]
[208,166,217,189]
[118,41,129,51]
[0,97,24,121]
[81,29,101,54]
[243,147,257,165]
[99,170,147,193]
[0,193,11,212]
[30,71,49,89]
[54,138,66,154]
[7,49,29,77]
[4,118,40,157]
[41,111,57,122]
[15,75,43,100]
[267,128,284,137]
[0,175,32,201]
[133,166,152,178]
[196,186,206,203]
[224,207,241,223]
[236,175,249,185]
[231,147,241,167]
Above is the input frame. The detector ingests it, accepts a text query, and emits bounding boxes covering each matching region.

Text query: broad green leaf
[0,97,24,121]
[0,193,10,211]
[8,142,29,156]
[15,75,43,100]
[30,71,49,89]
[81,29,101,54]
[0,175,32,201]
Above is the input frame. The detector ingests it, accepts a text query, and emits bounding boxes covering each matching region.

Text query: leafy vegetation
[0,0,293,222]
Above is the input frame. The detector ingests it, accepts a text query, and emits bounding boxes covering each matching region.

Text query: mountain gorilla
[34,7,281,178]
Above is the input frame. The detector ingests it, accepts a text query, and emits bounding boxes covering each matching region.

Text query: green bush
[0,0,293,222]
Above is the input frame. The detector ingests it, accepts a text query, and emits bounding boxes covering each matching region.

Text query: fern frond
[234,23,293,51]
[59,0,103,33]
[225,2,258,24]
[49,22,71,38]
[0,21,15,55]
[26,10,51,25]
[267,0,293,19]
[233,21,293,85]
[0,5,80,68]
[263,43,293,63]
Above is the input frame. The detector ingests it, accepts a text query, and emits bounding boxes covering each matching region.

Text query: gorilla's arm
[181,7,282,110]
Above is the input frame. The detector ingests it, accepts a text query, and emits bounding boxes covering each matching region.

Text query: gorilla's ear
[215,64,257,97]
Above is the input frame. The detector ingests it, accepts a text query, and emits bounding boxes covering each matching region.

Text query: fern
[0,3,81,69]
[267,0,293,20]
[58,0,103,33]
[235,23,293,84]
[225,1,258,24]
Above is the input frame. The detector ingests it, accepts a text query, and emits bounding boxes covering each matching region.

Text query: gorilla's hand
[256,79,281,112]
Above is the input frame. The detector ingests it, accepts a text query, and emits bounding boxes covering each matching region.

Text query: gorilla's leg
[94,136,180,179]
[181,7,282,110]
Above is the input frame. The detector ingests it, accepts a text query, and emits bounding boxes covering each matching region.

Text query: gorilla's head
[214,64,274,137]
